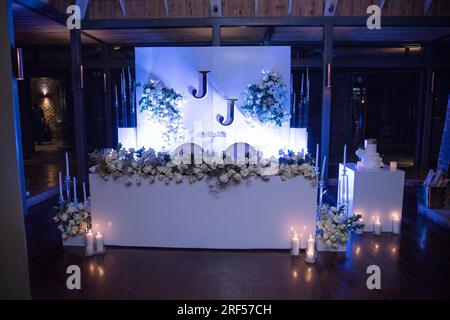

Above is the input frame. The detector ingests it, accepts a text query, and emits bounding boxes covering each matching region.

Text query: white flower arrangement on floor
[316,205,364,249]
[89,147,317,192]
[137,78,185,145]
[240,70,290,127]
[53,201,91,239]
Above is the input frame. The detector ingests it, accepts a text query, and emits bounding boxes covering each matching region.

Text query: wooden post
[70,29,88,182]
[320,23,333,184]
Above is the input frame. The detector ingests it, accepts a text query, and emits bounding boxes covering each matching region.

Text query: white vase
[316,239,347,252]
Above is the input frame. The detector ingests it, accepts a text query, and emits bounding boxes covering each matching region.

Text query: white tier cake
[356,139,384,170]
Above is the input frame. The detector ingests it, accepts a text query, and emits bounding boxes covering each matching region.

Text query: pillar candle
[96,232,104,252]
[65,152,70,177]
[389,161,397,171]
[86,229,94,255]
[374,217,382,235]
[393,215,401,234]
[307,234,315,252]
[306,249,314,261]
[58,171,63,201]
[291,232,300,256]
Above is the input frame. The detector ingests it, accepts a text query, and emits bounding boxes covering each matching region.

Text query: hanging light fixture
[16,48,24,80]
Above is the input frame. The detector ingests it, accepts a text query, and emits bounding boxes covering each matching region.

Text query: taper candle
[315,144,319,172]
[321,156,327,181]
[73,177,77,202]
[65,152,69,177]
[343,144,347,168]
[58,171,63,201]
[83,182,87,204]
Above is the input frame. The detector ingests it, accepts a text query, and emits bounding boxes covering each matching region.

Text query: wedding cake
[356,139,383,170]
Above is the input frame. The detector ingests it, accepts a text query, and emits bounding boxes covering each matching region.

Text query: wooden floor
[27,187,450,299]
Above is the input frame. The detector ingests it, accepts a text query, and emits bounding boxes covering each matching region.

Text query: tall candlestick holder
[341,166,350,218]
[65,175,71,202]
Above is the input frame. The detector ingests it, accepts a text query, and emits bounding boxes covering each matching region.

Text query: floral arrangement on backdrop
[137,78,185,145]
[53,201,91,239]
[316,205,364,249]
[240,70,290,127]
[89,147,317,193]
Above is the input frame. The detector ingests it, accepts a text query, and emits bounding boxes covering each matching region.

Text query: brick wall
[437,95,450,174]
[306,69,353,178]
[431,71,450,170]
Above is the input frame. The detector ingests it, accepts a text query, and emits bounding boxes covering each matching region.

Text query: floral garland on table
[137,78,185,145]
[316,205,364,249]
[53,201,91,239]
[89,146,317,193]
[240,70,290,127]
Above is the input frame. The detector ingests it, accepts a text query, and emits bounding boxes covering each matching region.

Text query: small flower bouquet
[316,205,364,251]
[240,70,290,127]
[137,78,185,145]
[53,201,91,239]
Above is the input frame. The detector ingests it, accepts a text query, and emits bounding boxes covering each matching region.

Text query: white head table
[68,174,317,249]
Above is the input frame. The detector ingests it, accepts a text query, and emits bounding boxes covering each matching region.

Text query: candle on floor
[65,152,70,177]
[389,161,398,171]
[307,234,315,252]
[356,218,364,234]
[291,231,300,256]
[392,215,401,234]
[300,226,307,249]
[96,232,104,253]
[58,171,63,201]
[374,217,382,235]
[86,229,94,255]
[306,249,315,261]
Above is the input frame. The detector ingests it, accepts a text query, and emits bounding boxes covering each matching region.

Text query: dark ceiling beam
[81,16,450,30]
[13,0,67,25]
[263,26,275,45]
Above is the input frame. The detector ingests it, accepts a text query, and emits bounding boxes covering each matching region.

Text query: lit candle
[343,144,347,168]
[392,215,401,234]
[356,218,364,234]
[83,182,87,204]
[320,156,327,181]
[96,232,104,253]
[307,234,315,253]
[315,143,319,172]
[86,229,94,255]
[65,152,69,177]
[291,232,300,256]
[73,177,77,202]
[58,171,63,201]
[306,249,314,261]
[300,226,307,249]
[374,216,382,235]
[389,161,397,171]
